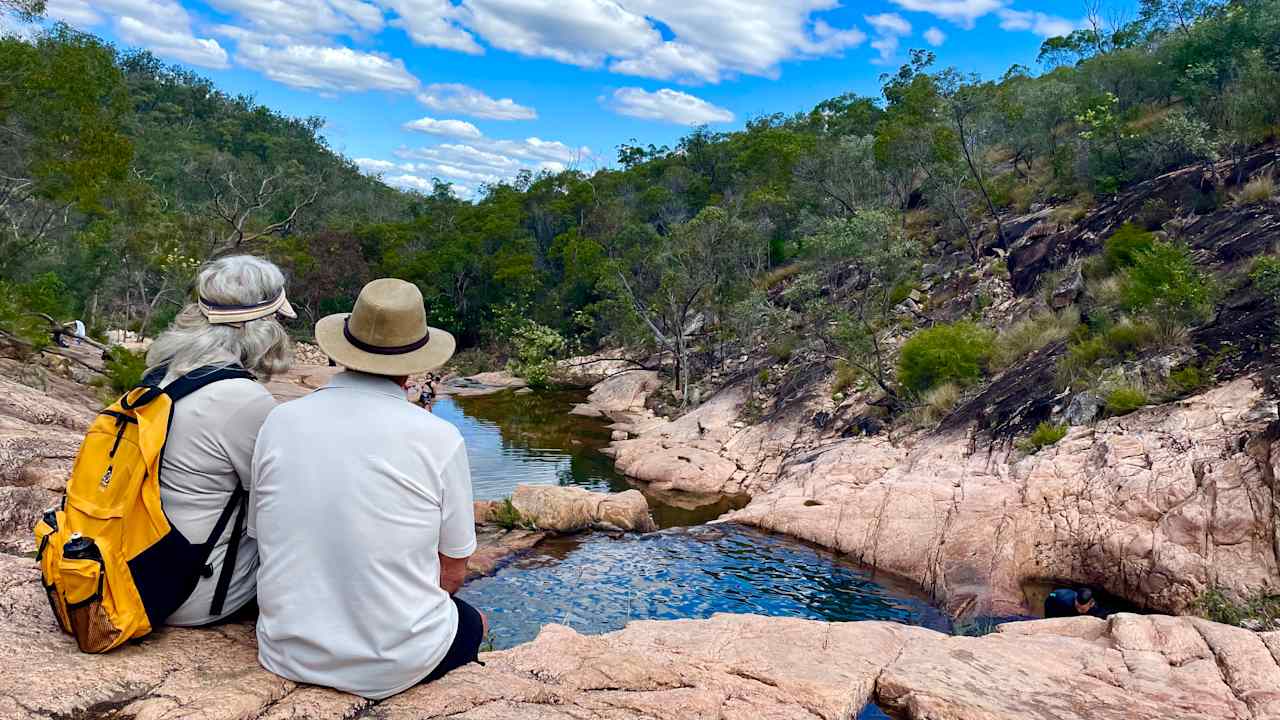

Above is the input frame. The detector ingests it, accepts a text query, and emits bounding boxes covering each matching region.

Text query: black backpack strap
[163,365,255,403]
[201,484,248,617]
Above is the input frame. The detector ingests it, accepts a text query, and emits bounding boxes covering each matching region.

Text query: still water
[440,390,949,662]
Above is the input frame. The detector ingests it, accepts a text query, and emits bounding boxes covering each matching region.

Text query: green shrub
[1250,255,1280,298]
[768,335,799,363]
[1121,240,1213,326]
[505,321,566,390]
[1193,586,1280,630]
[1165,364,1210,398]
[1102,319,1159,358]
[897,321,994,394]
[1017,422,1069,453]
[491,498,529,531]
[103,347,148,394]
[1105,386,1148,416]
[831,360,859,398]
[992,308,1079,370]
[1103,223,1155,272]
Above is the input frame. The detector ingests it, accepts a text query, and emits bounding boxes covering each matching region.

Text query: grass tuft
[1017,421,1069,453]
[1104,386,1148,417]
[1234,175,1275,206]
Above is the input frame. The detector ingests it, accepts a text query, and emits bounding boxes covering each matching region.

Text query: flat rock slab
[0,551,1272,720]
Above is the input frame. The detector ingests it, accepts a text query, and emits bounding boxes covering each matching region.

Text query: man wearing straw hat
[250,278,484,699]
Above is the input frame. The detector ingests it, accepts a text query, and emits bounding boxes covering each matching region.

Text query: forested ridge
[1,0,1278,414]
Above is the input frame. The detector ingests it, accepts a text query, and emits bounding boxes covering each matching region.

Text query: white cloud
[996,9,1079,38]
[381,0,482,53]
[45,0,230,69]
[887,0,1007,29]
[386,173,435,191]
[44,0,102,25]
[866,13,912,65]
[403,116,484,139]
[605,87,733,125]
[117,17,230,68]
[376,0,868,84]
[354,158,399,173]
[390,135,590,192]
[205,0,384,39]
[923,26,946,46]
[416,83,537,120]
[236,43,420,92]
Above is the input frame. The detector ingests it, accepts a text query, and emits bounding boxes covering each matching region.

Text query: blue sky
[37,1,1135,198]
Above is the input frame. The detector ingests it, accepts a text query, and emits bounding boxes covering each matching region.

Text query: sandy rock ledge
[0,551,1275,720]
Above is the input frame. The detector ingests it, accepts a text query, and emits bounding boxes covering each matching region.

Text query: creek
[441,388,949,718]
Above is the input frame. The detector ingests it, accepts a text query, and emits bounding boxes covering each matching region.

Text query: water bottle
[63,533,100,561]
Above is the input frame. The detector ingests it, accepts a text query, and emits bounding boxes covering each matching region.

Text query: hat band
[343,317,431,356]
[200,289,287,325]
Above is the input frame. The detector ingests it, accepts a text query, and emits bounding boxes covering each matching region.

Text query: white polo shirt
[250,371,477,700]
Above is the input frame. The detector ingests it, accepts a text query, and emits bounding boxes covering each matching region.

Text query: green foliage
[490,498,530,531]
[447,348,497,377]
[102,346,147,395]
[498,307,566,390]
[1103,224,1156,272]
[768,335,799,363]
[1121,239,1214,325]
[1105,386,1148,416]
[1057,319,1160,387]
[1193,586,1280,630]
[1250,255,1280,299]
[830,360,860,398]
[1018,422,1069,453]
[897,321,994,394]
[1165,363,1210,398]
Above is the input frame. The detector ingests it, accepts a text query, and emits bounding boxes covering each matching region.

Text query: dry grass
[757,263,805,290]
[1234,175,1275,206]
[910,382,962,428]
[992,307,1080,370]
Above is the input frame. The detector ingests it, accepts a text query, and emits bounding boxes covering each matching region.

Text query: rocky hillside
[581,146,1280,620]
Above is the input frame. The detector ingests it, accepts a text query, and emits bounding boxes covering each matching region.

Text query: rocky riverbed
[579,363,1280,619]
[2,352,1278,718]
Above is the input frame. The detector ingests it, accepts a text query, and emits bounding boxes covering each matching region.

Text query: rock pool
[438,390,951,654]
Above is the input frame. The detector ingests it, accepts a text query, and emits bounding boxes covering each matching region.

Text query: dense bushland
[1,1,1278,415]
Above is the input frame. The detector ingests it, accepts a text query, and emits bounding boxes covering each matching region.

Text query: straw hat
[315,279,455,376]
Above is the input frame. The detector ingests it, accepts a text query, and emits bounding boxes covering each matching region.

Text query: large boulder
[0,554,1270,720]
[0,372,99,552]
[729,375,1280,616]
[510,484,656,533]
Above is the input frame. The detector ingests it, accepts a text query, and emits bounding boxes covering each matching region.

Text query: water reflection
[461,523,952,649]
[437,391,743,527]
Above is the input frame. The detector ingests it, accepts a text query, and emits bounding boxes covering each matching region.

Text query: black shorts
[423,597,485,683]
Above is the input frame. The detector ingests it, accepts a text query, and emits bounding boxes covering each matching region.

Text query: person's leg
[421,597,486,684]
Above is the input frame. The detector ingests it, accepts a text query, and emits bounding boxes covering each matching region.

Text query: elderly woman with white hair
[144,254,294,626]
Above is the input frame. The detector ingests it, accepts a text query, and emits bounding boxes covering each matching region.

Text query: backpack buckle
[201,563,214,578]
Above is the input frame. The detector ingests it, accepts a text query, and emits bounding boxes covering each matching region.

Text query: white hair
[147,255,292,385]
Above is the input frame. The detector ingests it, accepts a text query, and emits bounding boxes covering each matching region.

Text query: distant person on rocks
[1044,587,1104,618]
[145,255,295,626]
[252,278,483,700]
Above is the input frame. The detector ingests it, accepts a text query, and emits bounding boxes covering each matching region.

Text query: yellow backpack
[34,366,254,653]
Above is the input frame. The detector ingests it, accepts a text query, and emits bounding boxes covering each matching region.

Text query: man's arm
[437,441,478,595]
[439,553,469,595]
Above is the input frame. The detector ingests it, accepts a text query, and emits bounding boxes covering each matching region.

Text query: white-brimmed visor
[199,289,296,325]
